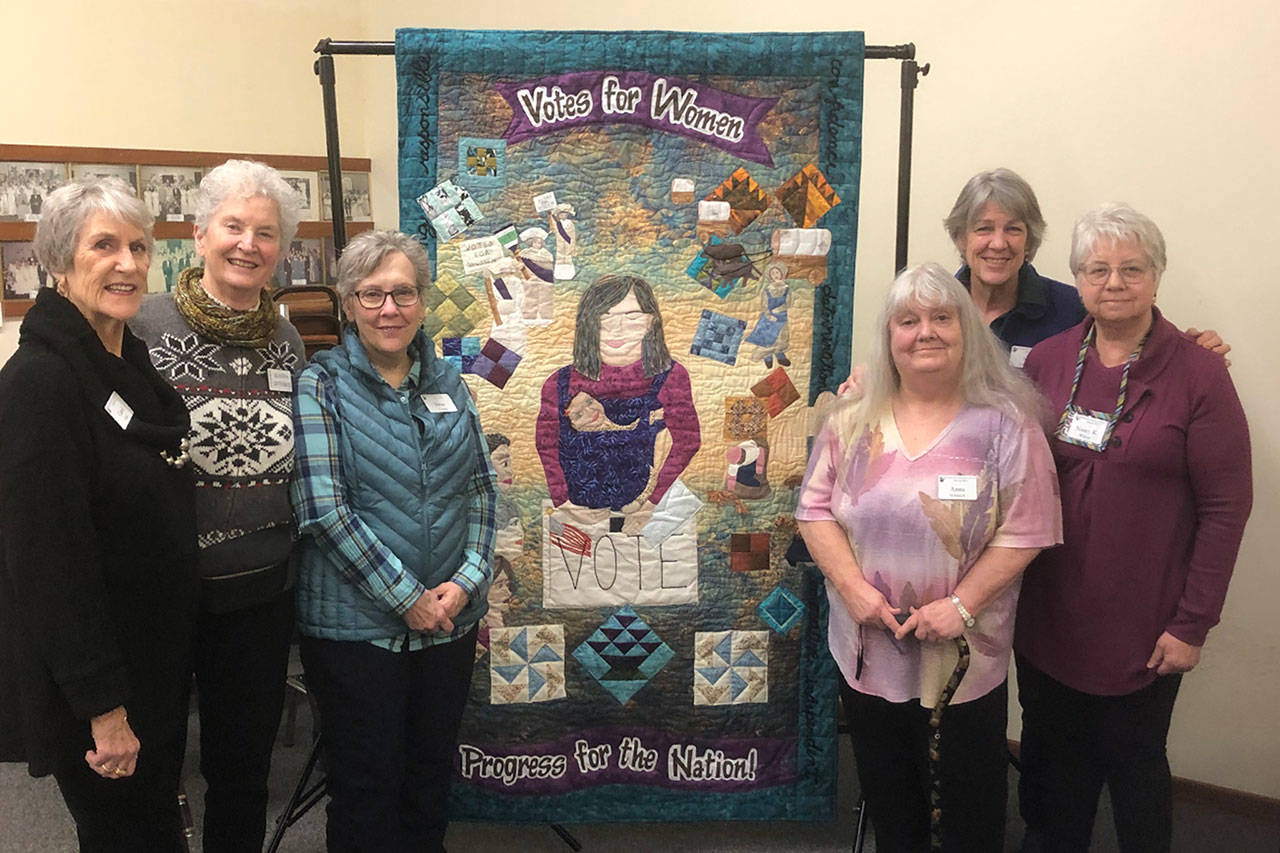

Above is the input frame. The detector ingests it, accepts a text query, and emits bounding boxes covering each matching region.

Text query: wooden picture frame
[0,144,372,319]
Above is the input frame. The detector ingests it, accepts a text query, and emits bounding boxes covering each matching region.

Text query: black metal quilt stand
[268,33,929,853]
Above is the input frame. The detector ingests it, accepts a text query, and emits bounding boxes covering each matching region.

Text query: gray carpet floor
[2,695,1275,852]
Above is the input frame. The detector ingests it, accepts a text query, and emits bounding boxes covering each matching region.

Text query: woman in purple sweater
[1016,204,1253,852]
[536,274,700,533]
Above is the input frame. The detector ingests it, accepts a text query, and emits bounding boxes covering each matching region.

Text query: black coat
[0,288,199,776]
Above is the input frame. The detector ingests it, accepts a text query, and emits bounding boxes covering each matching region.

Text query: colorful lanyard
[1055,323,1149,439]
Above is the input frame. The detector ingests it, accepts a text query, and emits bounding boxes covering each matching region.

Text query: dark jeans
[1016,655,1182,853]
[841,679,1009,853]
[194,591,296,852]
[300,629,478,853]
[52,678,191,852]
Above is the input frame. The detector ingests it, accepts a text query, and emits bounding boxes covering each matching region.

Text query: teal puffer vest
[296,328,488,640]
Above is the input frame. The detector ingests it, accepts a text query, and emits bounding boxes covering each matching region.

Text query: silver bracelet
[949,594,975,628]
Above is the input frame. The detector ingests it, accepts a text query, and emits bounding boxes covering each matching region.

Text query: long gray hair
[830,262,1044,440]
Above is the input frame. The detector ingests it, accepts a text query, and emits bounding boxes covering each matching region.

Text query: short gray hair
[832,262,1044,438]
[195,159,301,246]
[33,178,154,275]
[944,168,1047,261]
[1069,203,1167,276]
[334,230,432,301]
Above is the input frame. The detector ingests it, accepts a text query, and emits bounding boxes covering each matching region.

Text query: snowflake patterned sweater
[131,291,305,612]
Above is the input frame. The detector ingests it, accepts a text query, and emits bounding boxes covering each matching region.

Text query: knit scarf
[173,266,278,347]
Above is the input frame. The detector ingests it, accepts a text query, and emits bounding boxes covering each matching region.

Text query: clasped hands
[839,577,966,643]
[403,581,468,633]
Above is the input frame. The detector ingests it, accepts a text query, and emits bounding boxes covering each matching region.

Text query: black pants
[194,591,296,852]
[841,679,1009,853]
[300,629,478,853]
[1016,656,1182,853]
[52,677,191,852]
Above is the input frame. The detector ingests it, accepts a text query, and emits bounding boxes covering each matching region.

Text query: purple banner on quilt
[494,71,778,166]
[455,727,799,795]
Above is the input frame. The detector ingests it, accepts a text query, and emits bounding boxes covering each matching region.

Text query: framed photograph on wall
[279,170,319,221]
[0,162,69,221]
[275,238,325,287]
[1,240,50,299]
[139,166,203,222]
[147,238,198,293]
[319,172,372,221]
[322,238,338,284]
[70,164,139,194]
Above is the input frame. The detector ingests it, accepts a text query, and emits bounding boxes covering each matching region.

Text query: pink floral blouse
[797,405,1062,705]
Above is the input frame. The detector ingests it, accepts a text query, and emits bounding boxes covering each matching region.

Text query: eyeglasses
[600,310,650,328]
[354,287,421,309]
[1080,263,1152,286]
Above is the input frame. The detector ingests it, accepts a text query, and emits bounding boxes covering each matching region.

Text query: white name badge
[104,391,134,430]
[421,393,458,413]
[937,475,979,501]
[1009,346,1031,368]
[1062,410,1110,446]
[267,368,292,393]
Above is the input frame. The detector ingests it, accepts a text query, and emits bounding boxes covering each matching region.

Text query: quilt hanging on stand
[396,28,863,823]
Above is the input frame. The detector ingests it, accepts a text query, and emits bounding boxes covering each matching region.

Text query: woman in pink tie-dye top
[797,262,1062,852]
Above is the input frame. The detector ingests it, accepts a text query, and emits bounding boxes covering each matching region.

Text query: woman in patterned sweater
[130,159,304,852]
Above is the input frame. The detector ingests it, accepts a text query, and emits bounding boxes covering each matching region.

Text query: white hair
[829,262,1045,441]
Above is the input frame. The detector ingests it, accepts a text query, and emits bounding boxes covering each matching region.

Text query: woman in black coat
[0,178,199,851]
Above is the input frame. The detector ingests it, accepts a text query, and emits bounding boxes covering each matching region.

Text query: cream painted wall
[3,0,1276,797]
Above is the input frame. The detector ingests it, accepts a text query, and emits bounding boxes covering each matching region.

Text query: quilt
[395,28,862,822]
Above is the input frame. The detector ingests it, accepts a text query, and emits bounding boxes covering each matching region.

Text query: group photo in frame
[279,170,320,221]
[70,163,139,194]
[1,241,48,299]
[0,162,68,221]
[146,239,198,294]
[319,171,372,220]
[139,166,203,222]
[274,238,326,287]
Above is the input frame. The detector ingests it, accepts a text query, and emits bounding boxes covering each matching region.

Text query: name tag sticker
[938,475,979,501]
[104,392,134,430]
[1063,411,1110,446]
[267,368,292,393]
[1009,345,1031,368]
[421,393,458,413]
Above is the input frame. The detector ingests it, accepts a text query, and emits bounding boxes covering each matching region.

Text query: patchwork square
[573,606,674,705]
[775,163,842,228]
[420,314,446,338]
[693,630,769,705]
[730,532,771,572]
[458,136,507,187]
[468,338,523,389]
[750,367,800,417]
[723,396,769,441]
[440,336,482,371]
[757,586,806,635]
[489,624,567,704]
[427,273,487,341]
[705,167,769,234]
[690,310,746,366]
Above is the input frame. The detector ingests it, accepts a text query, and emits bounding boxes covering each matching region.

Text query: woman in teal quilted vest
[291,230,497,852]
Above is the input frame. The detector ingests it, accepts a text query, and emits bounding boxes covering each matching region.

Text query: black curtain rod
[314,38,914,61]
[312,37,925,270]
